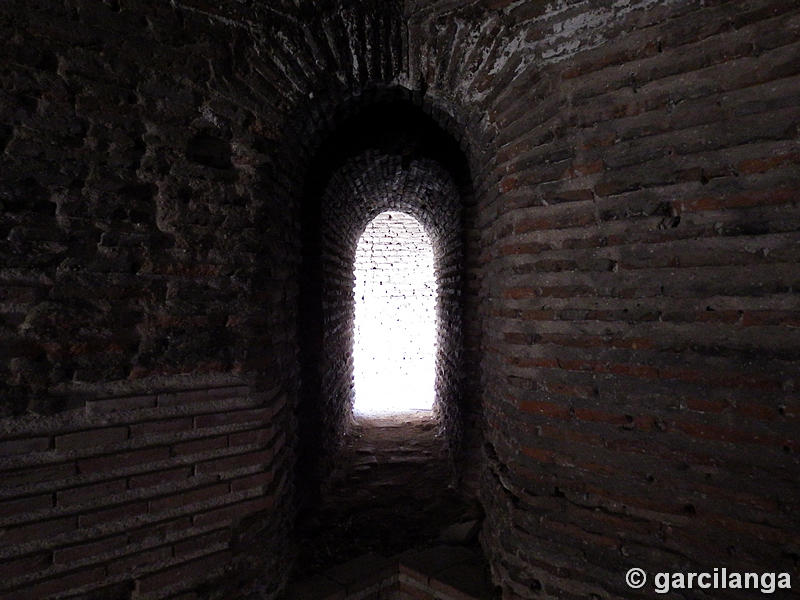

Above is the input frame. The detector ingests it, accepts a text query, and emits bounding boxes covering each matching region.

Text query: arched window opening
[353,211,436,415]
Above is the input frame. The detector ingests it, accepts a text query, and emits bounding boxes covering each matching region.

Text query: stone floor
[285,546,495,599]
[291,412,487,585]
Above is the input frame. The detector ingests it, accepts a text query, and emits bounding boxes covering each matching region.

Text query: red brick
[520,446,556,464]
[739,310,800,328]
[192,495,274,528]
[564,159,604,177]
[0,493,53,518]
[0,552,50,579]
[271,431,286,453]
[503,331,529,345]
[0,436,50,455]
[149,483,230,514]
[674,420,787,446]
[567,359,661,379]
[87,394,157,413]
[537,333,655,351]
[663,366,780,390]
[173,529,230,556]
[108,545,173,575]
[230,470,274,492]
[169,593,201,600]
[78,447,170,475]
[705,514,794,545]
[737,151,800,174]
[130,417,193,437]
[157,389,211,407]
[506,356,559,369]
[1,462,77,488]
[55,426,129,450]
[0,566,106,600]
[173,434,228,456]
[195,449,272,476]
[228,426,274,448]
[56,478,127,507]
[573,407,629,426]
[78,500,149,527]
[542,381,595,399]
[519,399,570,419]
[503,285,596,299]
[396,581,430,599]
[1,515,77,544]
[514,211,595,234]
[499,175,518,193]
[685,397,730,413]
[127,515,193,545]
[194,408,270,429]
[499,241,551,256]
[735,402,777,421]
[519,309,557,321]
[681,187,796,212]
[53,533,127,564]
[129,466,193,489]
[542,519,619,549]
[135,551,231,594]
[206,386,249,399]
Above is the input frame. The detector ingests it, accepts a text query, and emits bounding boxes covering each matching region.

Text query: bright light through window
[353,211,436,415]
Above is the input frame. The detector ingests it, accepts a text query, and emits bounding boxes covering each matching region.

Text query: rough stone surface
[285,547,494,600]
[293,413,481,580]
[439,519,480,545]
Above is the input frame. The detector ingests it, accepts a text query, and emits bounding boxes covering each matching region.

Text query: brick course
[0,385,282,598]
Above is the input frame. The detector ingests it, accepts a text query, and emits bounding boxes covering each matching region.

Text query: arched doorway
[292,94,484,581]
[295,95,481,516]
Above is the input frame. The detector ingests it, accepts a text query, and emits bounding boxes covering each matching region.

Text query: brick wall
[0,383,290,599]
[307,146,467,485]
[402,0,800,597]
[0,1,326,597]
[2,0,799,598]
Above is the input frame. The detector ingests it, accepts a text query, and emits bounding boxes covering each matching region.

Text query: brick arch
[295,98,482,508]
[320,152,462,433]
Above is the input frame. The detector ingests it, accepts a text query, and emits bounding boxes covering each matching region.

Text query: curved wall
[1,1,798,599]
[403,1,800,597]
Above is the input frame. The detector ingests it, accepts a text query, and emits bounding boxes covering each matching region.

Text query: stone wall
[399,1,800,597]
[0,1,306,597]
[0,383,286,599]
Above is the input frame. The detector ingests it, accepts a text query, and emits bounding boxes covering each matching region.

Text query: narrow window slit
[353,211,436,416]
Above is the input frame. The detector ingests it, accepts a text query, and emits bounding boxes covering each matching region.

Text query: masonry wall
[312,150,465,480]
[0,1,306,597]
[2,1,799,599]
[400,1,800,597]
[0,384,284,600]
